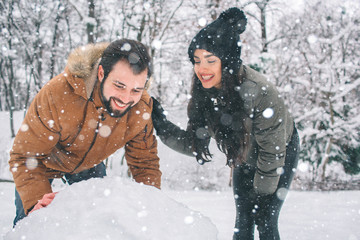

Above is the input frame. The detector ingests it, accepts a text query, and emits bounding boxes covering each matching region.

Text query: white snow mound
[5,177,218,240]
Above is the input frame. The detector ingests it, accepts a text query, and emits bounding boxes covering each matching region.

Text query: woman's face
[193,49,222,89]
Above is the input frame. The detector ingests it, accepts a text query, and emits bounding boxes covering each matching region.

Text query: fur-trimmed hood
[66,42,110,98]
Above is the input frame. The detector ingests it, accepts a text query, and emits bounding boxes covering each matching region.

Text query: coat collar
[65,42,110,100]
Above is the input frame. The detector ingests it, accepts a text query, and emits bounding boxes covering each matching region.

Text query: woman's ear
[98,65,104,82]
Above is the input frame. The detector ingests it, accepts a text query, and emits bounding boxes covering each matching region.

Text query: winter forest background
[0,0,359,190]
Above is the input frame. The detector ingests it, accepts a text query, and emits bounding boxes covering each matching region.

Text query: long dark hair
[187,66,250,167]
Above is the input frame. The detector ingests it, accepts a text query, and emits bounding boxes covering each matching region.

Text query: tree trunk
[87,0,95,43]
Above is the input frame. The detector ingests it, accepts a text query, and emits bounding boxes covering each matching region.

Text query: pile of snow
[5,177,218,240]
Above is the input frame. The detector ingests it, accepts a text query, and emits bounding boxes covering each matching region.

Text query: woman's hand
[151,97,168,134]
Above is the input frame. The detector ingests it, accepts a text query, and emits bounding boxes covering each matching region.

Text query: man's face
[98,60,148,118]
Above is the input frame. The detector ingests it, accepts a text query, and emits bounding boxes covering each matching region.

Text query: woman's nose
[196,62,207,72]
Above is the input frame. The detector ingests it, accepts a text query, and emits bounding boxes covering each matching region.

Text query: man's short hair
[99,39,152,82]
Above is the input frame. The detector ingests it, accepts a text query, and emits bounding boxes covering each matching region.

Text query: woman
[152,8,300,240]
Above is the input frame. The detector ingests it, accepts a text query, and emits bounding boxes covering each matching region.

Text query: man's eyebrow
[134,86,145,90]
[113,80,125,85]
[113,80,145,90]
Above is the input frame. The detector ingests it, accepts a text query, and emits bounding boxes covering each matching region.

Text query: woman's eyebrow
[194,54,215,59]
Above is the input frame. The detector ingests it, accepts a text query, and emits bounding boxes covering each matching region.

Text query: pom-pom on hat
[188,8,247,74]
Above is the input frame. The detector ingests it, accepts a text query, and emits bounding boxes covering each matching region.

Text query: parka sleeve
[155,120,194,157]
[9,87,61,214]
[252,82,289,195]
[125,120,162,189]
[151,97,194,156]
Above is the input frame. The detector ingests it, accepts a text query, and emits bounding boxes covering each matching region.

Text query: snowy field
[0,180,359,240]
[1,111,360,239]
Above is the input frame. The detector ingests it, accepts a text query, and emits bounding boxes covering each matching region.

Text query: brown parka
[9,42,161,214]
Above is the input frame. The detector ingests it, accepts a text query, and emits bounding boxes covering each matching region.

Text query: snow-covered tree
[276,0,360,181]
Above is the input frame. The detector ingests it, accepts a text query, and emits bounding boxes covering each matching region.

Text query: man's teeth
[114,99,126,107]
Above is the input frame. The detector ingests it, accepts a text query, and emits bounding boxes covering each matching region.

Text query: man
[9,39,161,225]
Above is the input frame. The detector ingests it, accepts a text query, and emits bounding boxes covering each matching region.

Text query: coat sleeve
[125,120,162,189]
[9,87,61,214]
[151,97,194,156]
[252,82,289,195]
[155,120,194,157]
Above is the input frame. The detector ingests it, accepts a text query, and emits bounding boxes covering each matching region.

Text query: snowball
[262,108,274,118]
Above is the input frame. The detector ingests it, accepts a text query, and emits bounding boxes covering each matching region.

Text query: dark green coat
[154,65,294,195]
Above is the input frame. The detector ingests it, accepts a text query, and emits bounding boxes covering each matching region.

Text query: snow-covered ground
[1,180,359,240]
[1,111,360,240]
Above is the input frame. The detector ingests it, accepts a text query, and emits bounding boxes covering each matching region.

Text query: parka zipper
[70,112,102,174]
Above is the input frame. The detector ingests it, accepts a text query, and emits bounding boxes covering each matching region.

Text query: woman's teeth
[202,75,213,80]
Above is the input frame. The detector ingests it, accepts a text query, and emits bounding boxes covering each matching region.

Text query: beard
[100,81,134,118]
[104,97,134,118]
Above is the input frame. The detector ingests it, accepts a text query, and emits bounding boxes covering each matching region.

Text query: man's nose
[118,91,132,104]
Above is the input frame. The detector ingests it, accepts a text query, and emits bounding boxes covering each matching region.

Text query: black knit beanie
[188,8,247,74]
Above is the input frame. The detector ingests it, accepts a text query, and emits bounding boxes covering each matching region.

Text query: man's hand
[29,192,58,214]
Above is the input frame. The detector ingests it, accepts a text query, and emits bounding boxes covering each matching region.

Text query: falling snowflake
[198,17,207,27]
[99,125,111,138]
[276,188,288,201]
[262,108,274,118]
[20,124,29,132]
[152,40,162,50]
[121,43,131,51]
[26,158,38,170]
[142,112,150,120]
[184,215,194,224]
